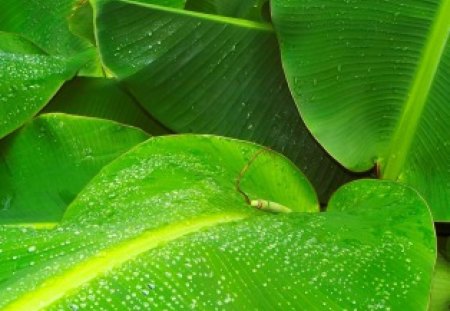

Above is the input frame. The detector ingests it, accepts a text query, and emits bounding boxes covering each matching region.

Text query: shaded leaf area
[0,114,149,224]
[95,0,359,202]
[272,0,450,220]
[43,77,172,135]
[0,135,435,310]
[0,32,85,139]
[185,0,270,22]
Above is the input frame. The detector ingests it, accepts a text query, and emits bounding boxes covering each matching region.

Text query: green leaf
[94,0,358,202]
[272,0,450,221]
[0,113,149,224]
[43,77,172,135]
[185,0,270,22]
[0,32,85,139]
[0,135,435,309]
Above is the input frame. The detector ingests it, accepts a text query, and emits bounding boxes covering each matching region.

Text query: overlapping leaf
[272,0,450,220]
[94,0,357,202]
[0,114,149,224]
[0,135,435,310]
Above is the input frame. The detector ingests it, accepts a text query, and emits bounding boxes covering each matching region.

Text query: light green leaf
[272,0,450,221]
[0,113,149,224]
[0,33,86,139]
[94,0,358,202]
[0,135,435,310]
[43,77,172,135]
[185,0,270,22]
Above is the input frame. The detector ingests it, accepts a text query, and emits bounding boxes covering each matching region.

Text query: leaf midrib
[113,0,273,32]
[2,213,248,310]
[2,223,57,229]
[382,0,450,179]
[94,0,274,79]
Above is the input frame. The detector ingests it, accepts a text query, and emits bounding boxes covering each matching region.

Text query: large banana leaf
[94,0,358,202]
[43,77,171,135]
[0,32,86,139]
[272,0,450,221]
[0,135,435,310]
[0,113,149,224]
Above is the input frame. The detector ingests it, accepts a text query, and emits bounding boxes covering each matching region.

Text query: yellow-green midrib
[2,213,248,311]
[382,0,450,179]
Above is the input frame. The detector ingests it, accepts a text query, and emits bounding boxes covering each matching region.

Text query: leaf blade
[272,0,450,220]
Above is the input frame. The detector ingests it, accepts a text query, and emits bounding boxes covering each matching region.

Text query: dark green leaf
[185,0,270,22]
[43,77,172,135]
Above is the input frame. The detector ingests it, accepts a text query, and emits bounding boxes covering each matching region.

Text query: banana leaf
[0,135,435,310]
[0,113,149,224]
[94,0,358,202]
[272,0,450,221]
